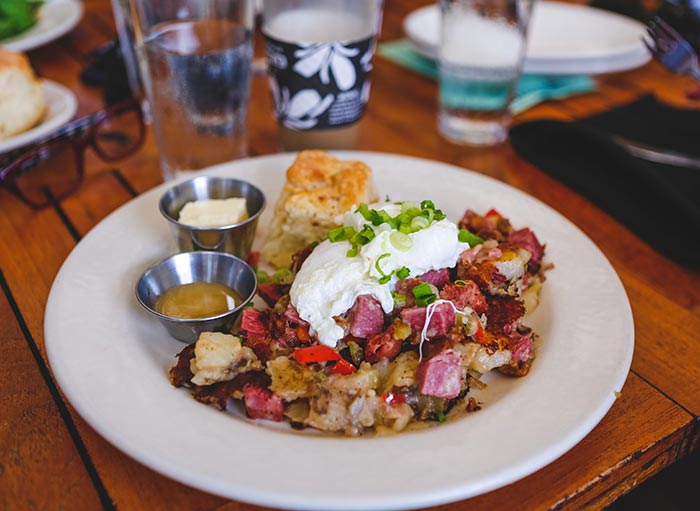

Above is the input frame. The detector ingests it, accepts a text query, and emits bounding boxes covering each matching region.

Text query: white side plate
[404,1,650,75]
[1,0,83,52]
[0,79,77,154]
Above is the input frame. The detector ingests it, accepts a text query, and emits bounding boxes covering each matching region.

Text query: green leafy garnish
[0,1,43,40]
[436,411,446,423]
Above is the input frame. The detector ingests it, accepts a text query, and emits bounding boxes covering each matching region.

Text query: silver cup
[159,176,265,259]
[135,251,257,343]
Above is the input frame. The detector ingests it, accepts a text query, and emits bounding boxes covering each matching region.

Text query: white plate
[45,152,634,511]
[0,79,77,154]
[404,1,650,75]
[1,0,83,52]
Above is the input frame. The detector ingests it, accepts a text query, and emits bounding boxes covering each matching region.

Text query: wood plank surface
[0,0,698,510]
[0,279,103,511]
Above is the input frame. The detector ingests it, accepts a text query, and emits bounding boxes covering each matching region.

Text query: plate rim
[1,0,84,52]
[44,151,635,510]
[0,79,78,153]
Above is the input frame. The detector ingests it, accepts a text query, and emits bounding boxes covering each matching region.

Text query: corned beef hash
[170,201,550,436]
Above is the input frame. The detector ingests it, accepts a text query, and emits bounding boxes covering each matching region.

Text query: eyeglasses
[0,98,145,209]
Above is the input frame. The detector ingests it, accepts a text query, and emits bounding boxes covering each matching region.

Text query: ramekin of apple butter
[135,251,257,342]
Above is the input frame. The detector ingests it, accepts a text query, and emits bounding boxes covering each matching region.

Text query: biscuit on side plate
[0,49,46,141]
[262,150,378,268]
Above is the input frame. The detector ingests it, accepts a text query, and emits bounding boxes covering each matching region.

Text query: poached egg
[289,202,470,346]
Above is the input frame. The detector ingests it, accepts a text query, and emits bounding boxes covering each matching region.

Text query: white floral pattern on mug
[264,35,375,130]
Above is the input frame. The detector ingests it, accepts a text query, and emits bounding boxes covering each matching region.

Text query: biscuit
[0,49,46,140]
[262,150,378,268]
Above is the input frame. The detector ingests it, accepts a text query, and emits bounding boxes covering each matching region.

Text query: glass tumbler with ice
[438,0,534,146]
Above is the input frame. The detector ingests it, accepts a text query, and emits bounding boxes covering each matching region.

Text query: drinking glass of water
[438,0,534,146]
[131,0,254,180]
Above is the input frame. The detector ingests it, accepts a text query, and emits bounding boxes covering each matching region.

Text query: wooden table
[2,1,698,510]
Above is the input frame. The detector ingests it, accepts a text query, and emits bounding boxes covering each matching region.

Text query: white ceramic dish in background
[404,0,650,75]
[0,79,77,154]
[1,0,83,52]
[44,152,634,511]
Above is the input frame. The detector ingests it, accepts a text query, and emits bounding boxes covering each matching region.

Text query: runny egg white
[289,203,470,347]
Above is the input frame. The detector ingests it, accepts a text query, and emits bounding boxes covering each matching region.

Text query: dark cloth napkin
[509,95,700,268]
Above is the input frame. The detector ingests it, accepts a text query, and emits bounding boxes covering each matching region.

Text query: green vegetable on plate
[0,1,44,41]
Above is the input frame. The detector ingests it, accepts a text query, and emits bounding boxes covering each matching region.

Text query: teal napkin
[378,40,596,114]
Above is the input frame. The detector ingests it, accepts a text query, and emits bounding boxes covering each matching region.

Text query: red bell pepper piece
[485,208,502,218]
[291,345,341,364]
[381,392,407,405]
[474,321,484,340]
[329,359,357,375]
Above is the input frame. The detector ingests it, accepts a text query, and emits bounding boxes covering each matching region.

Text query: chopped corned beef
[365,326,402,363]
[400,303,456,338]
[485,295,525,335]
[440,281,487,314]
[243,384,284,421]
[418,268,451,289]
[509,331,534,363]
[416,350,462,399]
[347,294,384,338]
[240,308,268,337]
[283,303,308,326]
[257,283,287,307]
[509,228,543,263]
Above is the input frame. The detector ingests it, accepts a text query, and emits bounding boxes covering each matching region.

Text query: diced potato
[383,351,419,393]
[189,332,260,386]
[267,357,317,400]
[470,346,511,373]
[329,362,379,394]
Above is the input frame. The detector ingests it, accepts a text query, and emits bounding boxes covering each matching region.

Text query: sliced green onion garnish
[410,215,430,231]
[346,246,358,257]
[378,275,392,285]
[414,282,437,306]
[416,294,437,307]
[347,340,364,365]
[421,207,435,223]
[356,225,376,245]
[436,411,446,423]
[255,269,270,284]
[412,282,433,298]
[357,203,372,221]
[328,227,346,242]
[458,229,485,246]
[420,199,435,210]
[376,210,397,228]
[392,292,406,307]
[273,268,294,284]
[375,253,390,276]
[401,201,418,213]
[454,279,470,287]
[390,231,413,251]
[396,266,410,279]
